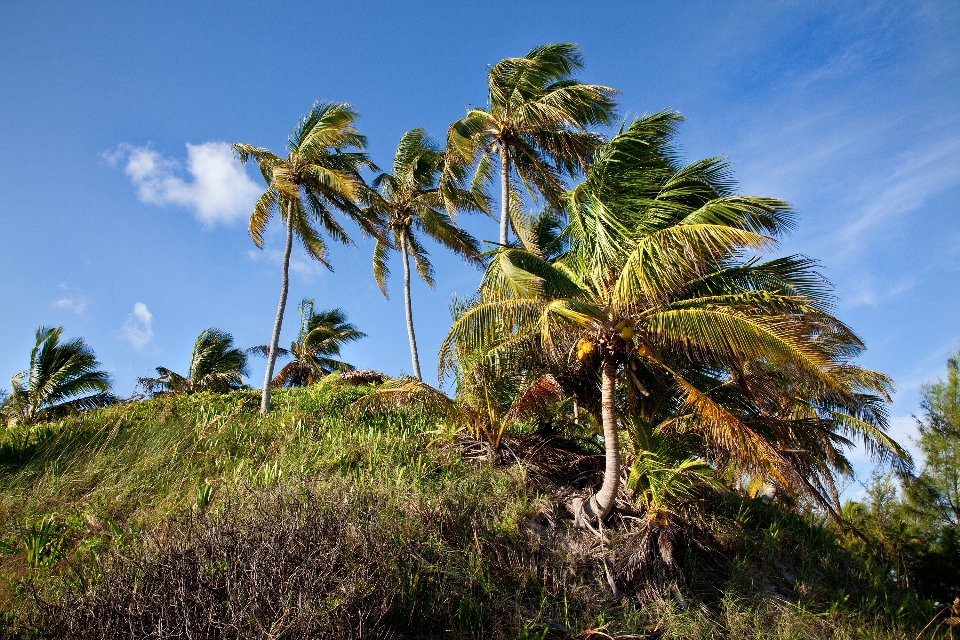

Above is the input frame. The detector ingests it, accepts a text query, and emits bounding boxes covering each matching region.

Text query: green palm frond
[142,329,247,396]
[234,101,374,266]
[446,43,618,245]
[373,238,392,297]
[248,302,365,388]
[439,107,908,516]
[4,326,114,425]
[364,128,483,293]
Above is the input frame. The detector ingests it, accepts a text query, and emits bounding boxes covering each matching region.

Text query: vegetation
[0,387,940,638]
[138,327,248,396]
[1,327,114,427]
[840,347,960,605]
[442,111,908,524]
[365,128,483,379]
[234,102,378,414]
[1,41,955,638]
[248,301,365,387]
[910,348,960,538]
[446,42,617,245]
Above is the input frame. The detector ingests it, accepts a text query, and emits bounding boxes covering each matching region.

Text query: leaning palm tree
[366,128,483,380]
[3,326,114,427]
[234,102,379,414]
[139,328,248,395]
[442,111,909,523]
[446,43,618,246]
[248,300,365,387]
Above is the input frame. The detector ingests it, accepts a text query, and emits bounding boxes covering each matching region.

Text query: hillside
[0,383,930,639]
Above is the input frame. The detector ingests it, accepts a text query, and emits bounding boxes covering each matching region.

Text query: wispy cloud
[246,248,328,282]
[54,297,88,314]
[845,275,916,308]
[838,134,960,243]
[105,141,261,225]
[120,302,154,351]
[52,283,91,315]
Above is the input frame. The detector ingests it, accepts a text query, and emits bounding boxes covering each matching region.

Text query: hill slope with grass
[0,384,932,639]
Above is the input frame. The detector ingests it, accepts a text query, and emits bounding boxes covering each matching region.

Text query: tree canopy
[2,326,115,426]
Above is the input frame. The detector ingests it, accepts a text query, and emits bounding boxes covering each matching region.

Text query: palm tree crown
[234,102,379,414]
[249,300,365,387]
[446,43,618,246]
[3,326,114,426]
[139,328,248,395]
[366,128,483,379]
[442,111,909,523]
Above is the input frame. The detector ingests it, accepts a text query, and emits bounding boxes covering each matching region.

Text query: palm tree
[366,128,483,380]
[3,326,114,426]
[446,43,618,246]
[139,328,248,395]
[248,300,365,387]
[234,102,378,414]
[441,111,908,523]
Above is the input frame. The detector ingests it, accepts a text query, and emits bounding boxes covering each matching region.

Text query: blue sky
[1,1,958,474]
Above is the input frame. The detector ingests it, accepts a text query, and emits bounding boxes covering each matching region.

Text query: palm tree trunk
[400,233,423,380]
[260,200,294,415]
[499,141,510,246]
[593,356,621,518]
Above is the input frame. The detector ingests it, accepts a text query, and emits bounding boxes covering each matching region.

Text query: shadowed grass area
[0,386,930,638]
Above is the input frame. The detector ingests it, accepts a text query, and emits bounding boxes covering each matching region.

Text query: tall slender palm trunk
[499,142,510,246]
[582,356,620,521]
[261,200,294,415]
[399,233,422,380]
[596,356,621,516]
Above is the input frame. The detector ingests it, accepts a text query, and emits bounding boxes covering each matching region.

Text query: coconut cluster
[575,337,595,361]
[576,321,639,362]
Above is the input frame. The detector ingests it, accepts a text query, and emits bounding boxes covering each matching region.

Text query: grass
[0,384,934,638]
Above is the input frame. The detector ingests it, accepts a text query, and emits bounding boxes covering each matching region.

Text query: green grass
[0,385,932,638]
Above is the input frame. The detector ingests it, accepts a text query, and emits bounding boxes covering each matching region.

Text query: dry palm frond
[337,369,387,385]
[352,377,462,422]
[503,374,564,424]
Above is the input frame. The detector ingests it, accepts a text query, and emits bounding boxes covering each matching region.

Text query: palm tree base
[570,492,612,527]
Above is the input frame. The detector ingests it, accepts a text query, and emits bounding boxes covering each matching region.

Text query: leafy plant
[249,301,365,387]
[22,515,63,568]
[3,326,115,427]
[446,43,617,245]
[442,111,908,524]
[624,417,723,522]
[366,128,483,380]
[355,374,563,454]
[234,102,379,414]
[139,328,248,395]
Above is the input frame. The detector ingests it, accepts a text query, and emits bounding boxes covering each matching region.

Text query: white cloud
[107,141,261,225]
[120,302,154,351]
[54,297,88,314]
[845,275,916,308]
[52,283,91,314]
[246,248,328,282]
[838,134,960,242]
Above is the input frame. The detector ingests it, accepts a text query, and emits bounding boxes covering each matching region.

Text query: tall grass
[0,386,930,638]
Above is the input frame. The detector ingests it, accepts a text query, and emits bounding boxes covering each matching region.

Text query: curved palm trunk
[260,200,294,415]
[399,233,423,380]
[499,141,510,246]
[583,356,621,521]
